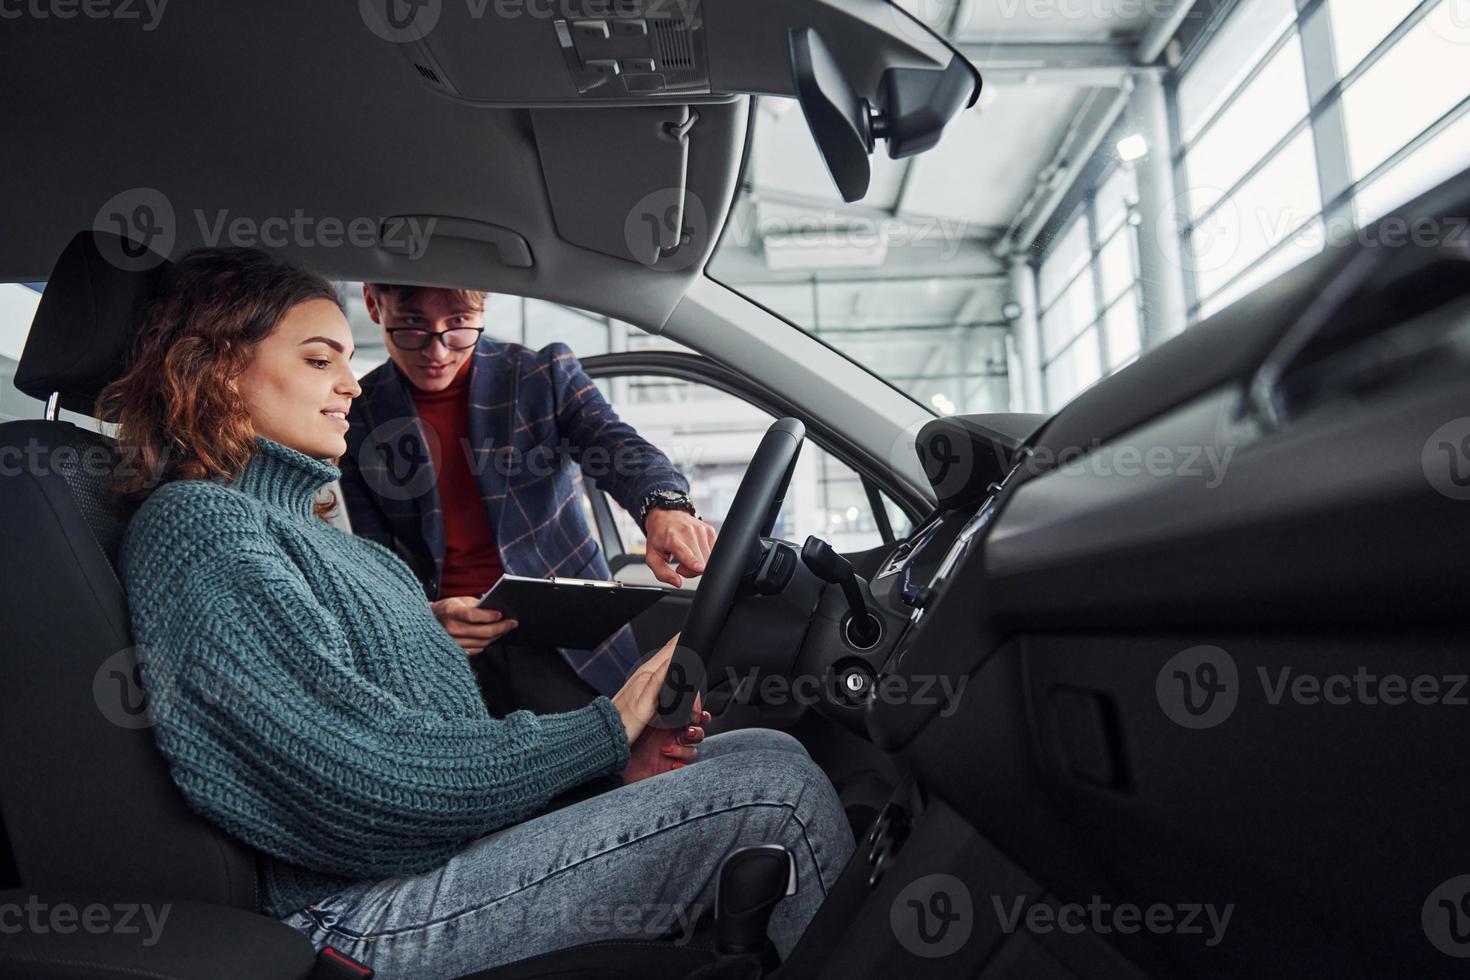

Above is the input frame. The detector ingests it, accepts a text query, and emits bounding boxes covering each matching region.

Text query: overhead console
[388,0,961,105]
[380,0,982,213]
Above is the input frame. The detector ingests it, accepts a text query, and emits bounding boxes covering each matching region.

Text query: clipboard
[477,574,668,649]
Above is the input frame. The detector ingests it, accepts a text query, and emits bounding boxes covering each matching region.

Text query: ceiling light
[930,393,956,415]
[1116,134,1149,163]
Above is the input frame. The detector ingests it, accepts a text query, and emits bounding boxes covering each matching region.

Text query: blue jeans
[279,728,854,979]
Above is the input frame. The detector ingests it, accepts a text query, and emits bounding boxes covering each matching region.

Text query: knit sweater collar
[233,436,342,517]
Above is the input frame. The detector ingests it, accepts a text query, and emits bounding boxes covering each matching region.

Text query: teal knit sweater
[119,436,631,918]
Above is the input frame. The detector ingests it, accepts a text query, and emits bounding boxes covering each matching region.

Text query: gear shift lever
[801,536,881,647]
[715,845,797,967]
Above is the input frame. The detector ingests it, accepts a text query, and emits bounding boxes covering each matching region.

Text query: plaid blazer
[337,338,688,697]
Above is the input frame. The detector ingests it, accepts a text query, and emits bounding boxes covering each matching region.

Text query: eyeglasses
[385,327,484,351]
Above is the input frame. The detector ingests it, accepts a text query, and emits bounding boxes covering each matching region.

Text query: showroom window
[2,282,675,421]
[590,375,912,558]
[0,282,98,428]
[1176,0,1322,322]
[1175,0,1470,320]
[1038,166,1143,412]
[1333,0,1470,224]
[707,97,1012,419]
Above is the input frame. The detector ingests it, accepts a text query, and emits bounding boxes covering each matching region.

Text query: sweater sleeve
[120,482,631,881]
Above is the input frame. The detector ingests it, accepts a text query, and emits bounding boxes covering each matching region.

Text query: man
[337,283,716,714]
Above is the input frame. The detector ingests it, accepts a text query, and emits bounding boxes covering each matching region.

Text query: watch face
[643,491,694,519]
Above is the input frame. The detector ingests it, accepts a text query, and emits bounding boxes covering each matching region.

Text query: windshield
[709,0,1470,417]
[709,97,1008,419]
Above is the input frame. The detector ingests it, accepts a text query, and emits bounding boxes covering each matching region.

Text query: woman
[99,247,853,979]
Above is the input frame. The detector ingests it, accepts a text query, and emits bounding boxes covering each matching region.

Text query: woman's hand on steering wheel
[611,635,711,782]
[611,635,682,745]
[622,695,709,784]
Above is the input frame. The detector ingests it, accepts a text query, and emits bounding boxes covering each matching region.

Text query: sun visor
[531,104,694,267]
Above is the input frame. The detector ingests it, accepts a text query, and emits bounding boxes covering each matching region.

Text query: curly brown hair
[96,247,345,521]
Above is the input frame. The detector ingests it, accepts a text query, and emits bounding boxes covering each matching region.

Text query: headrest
[14,231,171,420]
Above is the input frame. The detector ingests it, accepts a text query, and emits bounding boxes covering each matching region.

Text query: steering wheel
[655,417,805,724]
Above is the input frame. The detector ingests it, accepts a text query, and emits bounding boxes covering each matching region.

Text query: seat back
[0,231,260,909]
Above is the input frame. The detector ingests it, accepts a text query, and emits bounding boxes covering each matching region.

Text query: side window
[2,282,44,421]
[590,375,913,561]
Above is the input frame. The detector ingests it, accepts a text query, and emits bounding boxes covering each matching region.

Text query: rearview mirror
[789,26,981,203]
[788,27,875,203]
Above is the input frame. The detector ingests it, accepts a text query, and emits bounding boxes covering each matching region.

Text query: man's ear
[363,284,382,324]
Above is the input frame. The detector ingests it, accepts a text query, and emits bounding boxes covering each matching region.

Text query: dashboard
[869,414,1044,670]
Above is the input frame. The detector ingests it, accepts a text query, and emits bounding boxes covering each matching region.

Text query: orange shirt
[407,358,505,599]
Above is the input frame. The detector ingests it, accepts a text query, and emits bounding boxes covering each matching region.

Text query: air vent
[413,62,443,87]
[652,18,694,70]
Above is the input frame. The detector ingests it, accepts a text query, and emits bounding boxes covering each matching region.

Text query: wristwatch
[638,489,698,526]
